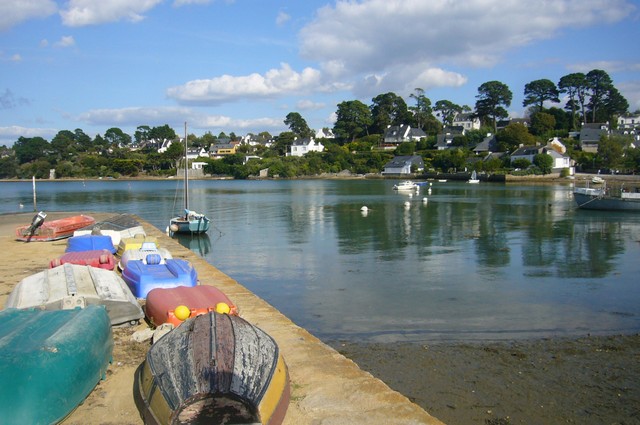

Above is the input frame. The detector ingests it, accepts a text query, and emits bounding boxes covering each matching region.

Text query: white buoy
[428,188,432,195]
[422,197,428,204]
[360,206,368,212]
[404,201,411,209]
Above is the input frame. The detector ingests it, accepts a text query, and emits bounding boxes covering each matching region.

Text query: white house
[287,137,324,157]
[383,125,427,144]
[382,155,424,175]
[452,112,481,132]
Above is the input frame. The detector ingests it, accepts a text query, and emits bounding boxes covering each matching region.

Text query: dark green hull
[0,306,113,424]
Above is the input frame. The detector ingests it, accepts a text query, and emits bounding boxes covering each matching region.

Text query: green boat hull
[0,306,113,424]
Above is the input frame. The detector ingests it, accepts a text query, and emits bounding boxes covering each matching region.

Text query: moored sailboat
[169,122,210,235]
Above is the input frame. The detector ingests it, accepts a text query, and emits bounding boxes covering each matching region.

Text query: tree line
[1,69,637,179]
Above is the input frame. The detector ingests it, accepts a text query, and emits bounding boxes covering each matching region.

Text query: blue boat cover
[66,234,116,254]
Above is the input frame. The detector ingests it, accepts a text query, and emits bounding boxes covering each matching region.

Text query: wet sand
[330,335,640,424]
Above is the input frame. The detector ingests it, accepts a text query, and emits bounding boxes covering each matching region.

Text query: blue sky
[1,0,639,146]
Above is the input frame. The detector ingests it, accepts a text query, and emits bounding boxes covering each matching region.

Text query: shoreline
[331,333,640,424]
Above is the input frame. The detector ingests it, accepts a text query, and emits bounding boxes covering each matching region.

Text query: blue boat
[66,234,116,254]
[0,305,113,424]
[121,257,198,298]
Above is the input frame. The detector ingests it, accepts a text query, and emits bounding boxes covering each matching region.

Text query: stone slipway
[0,212,445,425]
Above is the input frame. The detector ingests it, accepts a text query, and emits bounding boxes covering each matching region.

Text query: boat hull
[119,242,173,271]
[169,216,211,234]
[5,263,144,326]
[134,312,290,425]
[574,192,640,211]
[145,285,239,328]
[117,235,160,256]
[66,234,117,254]
[0,306,113,424]
[50,249,117,270]
[121,258,198,299]
[15,214,96,242]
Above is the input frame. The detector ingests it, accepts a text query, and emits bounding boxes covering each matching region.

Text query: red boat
[49,249,116,270]
[16,214,96,242]
[145,285,239,328]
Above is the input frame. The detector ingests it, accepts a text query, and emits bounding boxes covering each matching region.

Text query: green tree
[409,88,433,129]
[523,79,559,112]
[273,131,296,156]
[586,69,613,123]
[284,112,313,138]
[104,127,131,147]
[558,72,587,130]
[50,130,76,160]
[602,87,629,125]
[370,92,412,134]
[13,136,51,164]
[149,124,177,142]
[597,135,629,170]
[529,112,556,137]
[533,153,553,174]
[134,125,151,144]
[333,100,372,142]
[496,123,536,152]
[434,99,463,126]
[475,81,512,133]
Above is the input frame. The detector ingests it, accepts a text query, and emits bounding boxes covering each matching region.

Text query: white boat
[169,122,211,235]
[574,182,640,211]
[118,241,173,271]
[468,170,480,184]
[592,176,605,184]
[393,180,418,191]
[5,263,144,326]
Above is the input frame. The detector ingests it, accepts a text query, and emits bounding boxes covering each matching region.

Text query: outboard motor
[27,211,47,235]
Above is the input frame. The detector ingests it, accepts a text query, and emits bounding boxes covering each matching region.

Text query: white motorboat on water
[393,180,419,191]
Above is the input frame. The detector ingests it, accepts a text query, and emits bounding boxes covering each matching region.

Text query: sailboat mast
[184,122,189,212]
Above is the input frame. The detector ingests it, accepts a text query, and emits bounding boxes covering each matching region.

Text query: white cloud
[173,0,212,6]
[0,126,58,145]
[10,54,22,62]
[166,63,336,104]
[276,11,290,26]
[54,36,76,48]
[77,106,194,126]
[0,0,57,31]
[60,0,163,27]
[298,0,636,97]
[296,99,325,110]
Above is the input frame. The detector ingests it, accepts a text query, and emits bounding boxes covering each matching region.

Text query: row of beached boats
[2,213,290,425]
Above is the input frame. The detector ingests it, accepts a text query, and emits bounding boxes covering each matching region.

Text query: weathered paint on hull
[134,312,290,425]
[574,192,640,211]
[15,214,96,242]
[0,306,114,424]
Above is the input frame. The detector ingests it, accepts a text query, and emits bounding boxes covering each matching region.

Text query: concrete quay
[0,212,445,425]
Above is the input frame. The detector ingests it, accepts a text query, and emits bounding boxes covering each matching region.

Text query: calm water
[2,179,640,343]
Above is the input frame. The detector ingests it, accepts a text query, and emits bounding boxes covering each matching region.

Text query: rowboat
[0,306,113,424]
[50,249,117,270]
[145,285,239,328]
[66,234,117,254]
[121,258,197,299]
[15,213,96,242]
[74,213,145,247]
[5,263,144,326]
[117,234,159,257]
[134,312,290,425]
[118,241,173,271]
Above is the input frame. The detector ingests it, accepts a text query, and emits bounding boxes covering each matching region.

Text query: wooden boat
[574,183,640,211]
[117,234,159,257]
[118,241,173,271]
[0,305,113,424]
[121,258,197,299]
[145,285,239,328]
[15,213,95,242]
[5,263,144,326]
[134,312,290,425]
[50,249,117,270]
[168,122,211,235]
[66,234,117,254]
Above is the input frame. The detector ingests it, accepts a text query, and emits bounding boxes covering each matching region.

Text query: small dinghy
[145,285,239,328]
[117,234,159,257]
[134,311,290,425]
[121,257,197,299]
[66,234,117,254]
[16,213,96,242]
[0,305,113,424]
[74,213,146,247]
[5,263,144,326]
[118,241,172,271]
[50,249,117,270]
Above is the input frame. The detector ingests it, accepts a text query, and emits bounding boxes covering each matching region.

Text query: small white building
[287,137,324,157]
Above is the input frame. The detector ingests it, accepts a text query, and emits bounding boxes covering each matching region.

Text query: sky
[1,0,639,146]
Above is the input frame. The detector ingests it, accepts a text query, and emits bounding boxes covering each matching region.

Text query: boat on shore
[121,257,198,299]
[134,311,290,425]
[574,181,640,211]
[118,241,172,271]
[16,213,95,242]
[5,263,144,326]
[468,170,480,184]
[0,305,113,424]
[393,180,418,191]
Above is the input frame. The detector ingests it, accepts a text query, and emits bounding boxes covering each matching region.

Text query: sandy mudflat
[330,335,640,425]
